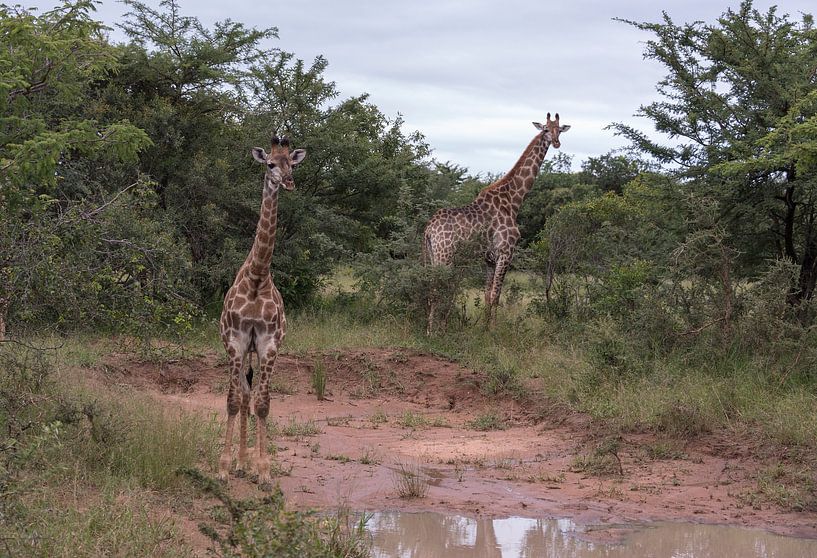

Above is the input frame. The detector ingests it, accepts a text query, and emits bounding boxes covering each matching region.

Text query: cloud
[27,0,816,174]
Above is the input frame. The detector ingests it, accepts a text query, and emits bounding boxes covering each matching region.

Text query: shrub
[182,468,371,557]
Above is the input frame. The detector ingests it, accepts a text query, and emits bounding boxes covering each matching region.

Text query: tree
[579,152,648,194]
[612,1,817,300]
[0,0,151,338]
[517,152,598,246]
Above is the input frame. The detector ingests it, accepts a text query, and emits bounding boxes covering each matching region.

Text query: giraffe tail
[246,365,254,388]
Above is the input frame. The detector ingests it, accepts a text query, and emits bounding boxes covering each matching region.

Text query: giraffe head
[251,135,307,192]
[533,113,571,148]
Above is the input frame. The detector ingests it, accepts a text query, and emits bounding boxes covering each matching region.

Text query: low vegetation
[391,461,429,499]
[0,341,214,555]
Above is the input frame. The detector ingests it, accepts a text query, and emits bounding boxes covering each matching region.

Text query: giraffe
[423,113,570,333]
[218,135,306,488]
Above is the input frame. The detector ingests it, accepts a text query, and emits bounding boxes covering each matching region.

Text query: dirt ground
[95,346,817,549]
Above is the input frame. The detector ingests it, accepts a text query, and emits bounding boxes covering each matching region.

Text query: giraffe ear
[559,125,571,133]
[252,147,268,163]
[290,148,307,166]
[532,122,544,131]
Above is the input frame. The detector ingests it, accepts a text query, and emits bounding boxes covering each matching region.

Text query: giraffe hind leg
[236,351,253,476]
[487,255,512,328]
[218,332,251,481]
[254,340,279,490]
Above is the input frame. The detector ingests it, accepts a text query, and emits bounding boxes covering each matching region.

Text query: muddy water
[366,511,817,557]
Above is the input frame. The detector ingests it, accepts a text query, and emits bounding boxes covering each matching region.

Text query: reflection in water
[366,512,817,558]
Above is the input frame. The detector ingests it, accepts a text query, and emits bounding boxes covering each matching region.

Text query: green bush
[182,469,371,558]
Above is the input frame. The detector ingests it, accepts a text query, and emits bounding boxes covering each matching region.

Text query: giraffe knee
[227,395,240,416]
[254,398,270,419]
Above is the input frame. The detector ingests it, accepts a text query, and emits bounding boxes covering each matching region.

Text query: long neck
[247,179,279,280]
[485,133,550,211]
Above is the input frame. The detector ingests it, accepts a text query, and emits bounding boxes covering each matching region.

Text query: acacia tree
[613,1,817,300]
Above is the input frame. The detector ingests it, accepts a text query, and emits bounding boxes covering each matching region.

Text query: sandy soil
[95,346,817,548]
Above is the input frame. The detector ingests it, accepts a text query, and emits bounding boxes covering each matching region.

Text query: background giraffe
[218,135,306,488]
[423,113,570,332]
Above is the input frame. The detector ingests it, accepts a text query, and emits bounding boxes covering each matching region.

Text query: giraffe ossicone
[423,114,570,333]
[217,134,306,488]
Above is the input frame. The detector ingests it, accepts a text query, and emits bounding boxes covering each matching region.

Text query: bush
[182,469,371,557]
[354,183,483,329]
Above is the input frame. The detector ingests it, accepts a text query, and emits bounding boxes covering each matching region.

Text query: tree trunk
[782,184,798,264]
[797,237,817,301]
[779,172,817,304]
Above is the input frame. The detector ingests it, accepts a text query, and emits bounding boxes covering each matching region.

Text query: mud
[94,346,817,545]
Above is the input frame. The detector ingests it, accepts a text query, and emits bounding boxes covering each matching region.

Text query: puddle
[366,511,817,557]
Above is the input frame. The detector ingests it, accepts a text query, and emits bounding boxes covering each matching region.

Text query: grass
[392,460,428,499]
[278,417,322,437]
[740,464,817,512]
[571,439,624,477]
[1,341,219,557]
[57,370,221,490]
[642,440,687,461]
[312,360,327,400]
[9,487,193,558]
[369,408,388,425]
[397,411,428,429]
[467,412,507,431]
[359,447,381,465]
[181,468,371,557]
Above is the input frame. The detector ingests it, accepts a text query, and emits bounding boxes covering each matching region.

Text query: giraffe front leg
[487,255,512,328]
[483,259,496,325]
[254,346,278,491]
[218,355,243,481]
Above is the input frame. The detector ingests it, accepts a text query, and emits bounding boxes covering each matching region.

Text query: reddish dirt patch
[95,347,817,548]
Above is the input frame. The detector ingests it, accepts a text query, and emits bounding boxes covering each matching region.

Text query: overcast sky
[26,0,815,174]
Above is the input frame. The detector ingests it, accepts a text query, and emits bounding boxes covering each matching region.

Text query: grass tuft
[392,460,429,499]
[467,412,507,431]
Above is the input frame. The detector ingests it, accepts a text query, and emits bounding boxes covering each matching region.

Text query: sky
[24,0,816,175]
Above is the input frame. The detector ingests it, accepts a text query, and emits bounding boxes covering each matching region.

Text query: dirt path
[98,347,817,546]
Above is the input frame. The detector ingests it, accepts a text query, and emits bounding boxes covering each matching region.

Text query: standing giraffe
[218,135,306,488]
[423,113,570,333]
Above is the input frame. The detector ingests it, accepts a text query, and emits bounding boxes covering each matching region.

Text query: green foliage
[355,181,483,328]
[181,468,371,558]
[3,0,437,335]
[529,176,679,322]
[613,1,817,298]
[0,1,150,193]
[516,152,599,246]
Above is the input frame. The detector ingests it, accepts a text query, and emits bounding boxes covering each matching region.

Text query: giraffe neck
[247,178,279,280]
[485,133,550,214]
